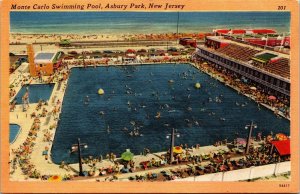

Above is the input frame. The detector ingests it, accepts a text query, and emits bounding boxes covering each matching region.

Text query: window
[279,81,284,88]
[286,83,290,91]
[268,76,272,83]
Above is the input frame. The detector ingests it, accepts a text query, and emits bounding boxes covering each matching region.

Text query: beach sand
[10,32,205,45]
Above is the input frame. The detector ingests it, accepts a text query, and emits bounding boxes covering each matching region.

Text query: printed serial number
[279,184,290,187]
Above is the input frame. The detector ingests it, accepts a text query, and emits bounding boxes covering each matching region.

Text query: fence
[173,161,290,181]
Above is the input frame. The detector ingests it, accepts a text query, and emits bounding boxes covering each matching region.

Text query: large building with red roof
[195,36,290,98]
[213,28,290,48]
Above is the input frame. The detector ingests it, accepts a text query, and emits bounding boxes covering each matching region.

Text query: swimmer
[130,121,136,126]
[155,112,161,119]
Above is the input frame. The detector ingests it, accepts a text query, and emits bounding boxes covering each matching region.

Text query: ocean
[51,64,290,164]
[10,12,290,34]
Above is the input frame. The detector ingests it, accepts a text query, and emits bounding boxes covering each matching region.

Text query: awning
[271,140,290,156]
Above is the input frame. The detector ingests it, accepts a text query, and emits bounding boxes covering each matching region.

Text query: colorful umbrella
[164,56,170,60]
[121,150,134,161]
[173,146,183,154]
[48,175,62,182]
[236,138,247,145]
[126,49,136,53]
[275,133,288,141]
[268,96,276,100]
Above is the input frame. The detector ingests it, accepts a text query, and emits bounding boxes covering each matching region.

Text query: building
[213,28,290,48]
[195,36,290,98]
[27,44,64,77]
[179,37,197,48]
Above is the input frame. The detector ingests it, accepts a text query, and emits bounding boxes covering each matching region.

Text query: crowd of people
[61,54,192,67]
[193,57,290,118]
[9,114,41,179]
[63,134,289,182]
[9,64,71,180]
[8,47,290,182]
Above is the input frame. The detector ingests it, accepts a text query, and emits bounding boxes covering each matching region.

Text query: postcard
[0,0,299,193]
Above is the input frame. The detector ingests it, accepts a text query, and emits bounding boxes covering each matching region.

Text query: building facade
[195,36,290,98]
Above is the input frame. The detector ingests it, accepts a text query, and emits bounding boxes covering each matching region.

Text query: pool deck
[9,61,289,181]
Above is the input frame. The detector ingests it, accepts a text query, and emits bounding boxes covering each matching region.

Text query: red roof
[271,140,290,156]
[215,29,230,34]
[252,29,276,34]
[232,29,246,34]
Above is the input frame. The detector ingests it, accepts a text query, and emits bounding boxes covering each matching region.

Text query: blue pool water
[14,84,54,104]
[51,64,289,164]
[10,124,21,143]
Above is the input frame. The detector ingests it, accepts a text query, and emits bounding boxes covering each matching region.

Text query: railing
[197,46,290,83]
[173,161,290,182]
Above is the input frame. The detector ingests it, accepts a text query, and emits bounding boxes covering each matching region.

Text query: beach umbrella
[168,47,178,52]
[275,133,288,141]
[236,138,247,145]
[138,49,147,52]
[48,175,62,182]
[59,39,71,47]
[93,50,101,54]
[268,96,276,100]
[126,49,136,53]
[149,48,156,53]
[121,150,134,161]
[173,146,183,154]
[103,50,113,54]
[164,56,170,60]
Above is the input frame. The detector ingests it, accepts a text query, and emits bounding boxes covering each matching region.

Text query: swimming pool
[51,64,290,164]
[13,84,54,104]
[10,124,21,143]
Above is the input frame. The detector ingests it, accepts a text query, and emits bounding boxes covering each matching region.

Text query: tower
[27,44,37,77]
